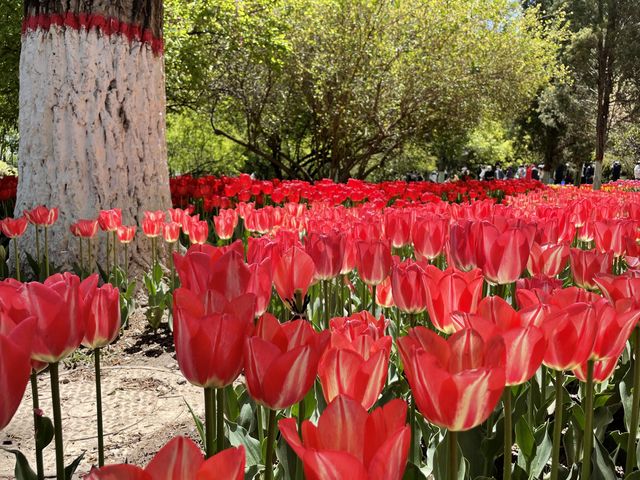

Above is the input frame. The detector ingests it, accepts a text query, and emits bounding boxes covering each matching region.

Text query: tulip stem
[169,242,176,290]
[44,227,50,278]
[264,409,277,480]
[204,387,215,458]
[216,387,225,452]
[112,232,118,277]
[93,349,105,466]
[50,362,65,480]
[323,280,330,328]
[13,237,20,282]
[448,430,458,480]
[627,328,640,473]
[295,400,305,480]
[30,371,44,480]
[582,360,595,480]
[35,226,41,276]
[256,404,265,446]
[79,237,84,279]
[124,243,129,281]
[105,233,111,280]
[409,394,417,463]
[88,238,93,274]
[550,370,564,480]
[371,284,377,316]
[503,388,512,480]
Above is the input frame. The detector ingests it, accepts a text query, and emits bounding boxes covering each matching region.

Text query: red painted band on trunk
[22,13,164,55]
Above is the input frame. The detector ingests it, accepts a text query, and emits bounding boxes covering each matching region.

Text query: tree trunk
[17,0,171,272]
[593,0,617,191]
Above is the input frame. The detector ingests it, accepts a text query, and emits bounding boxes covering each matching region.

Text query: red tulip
[70,219,99,238]
[162,222,181,243]
[189,220,209,244]
[273,246,316,309]
[594,220,628,257]
[21,273,83,363]
[356,240,392,286]
[527,242,569,278]
[569,248,613,289]
[318,333,391,409]
[475,221,530,285]
[247,258,273,317]
[384,209,413,248]
[412,214,448,261]
[142,218,163,238]
[82,284,121,349]
[398,327,506,431]
[116,225,136,243]
[329,311,388,346]
[244,314,329,409]
[594,273,640,308]
[279,395,410,480]
[424,266,483,334]
[86,437,245,480]
[24,206,58,226]
[98,209,122,232]
[390,260,428,314]
[447,220,478,271]
[0,316,36,431]
[173,288,255,388]
[458,296,547,386]
[1,217,28,238]
[305,230,346,281]
[540,302,598,371]
[213,209,238,240]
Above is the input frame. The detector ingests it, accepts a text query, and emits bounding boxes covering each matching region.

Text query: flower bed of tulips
[1,178,640,479]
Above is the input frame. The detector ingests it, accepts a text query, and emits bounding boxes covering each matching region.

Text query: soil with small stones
[0,310,203,479]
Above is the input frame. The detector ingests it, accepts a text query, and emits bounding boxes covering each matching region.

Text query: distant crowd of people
[406,160,640,184]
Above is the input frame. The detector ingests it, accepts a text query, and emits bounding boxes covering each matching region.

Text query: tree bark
[17,0,171,272]
[593,0,617,191]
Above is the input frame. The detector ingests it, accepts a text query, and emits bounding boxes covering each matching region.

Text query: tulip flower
[162,221,181,243]
[424,266,483,334]
[375,276,394,308]
[247,258,273,317]
[98,208,122,232]
[24,205,58,226]
[318,333,391,409]
[245,314,329,479]
[244,313,329,410]
[569,248,613,289]
[142,218,163,238]
[213,208,238,240]
[86,437,245,480]
[273,246,316,315]
[305,230,346,281]
[412,214,448,262]
[384,209,413,248]
[527,242,569,278]
[594,220,628,257]
[189,219,209,245]
[70,219,99,238]
[399,327,506,431]
[116,225,136,243]
[82,283,121,349]
[2,216,29,281]
[390,260,428,316]
[280,395,410,480]
[448,220,478,271]
[356,239,392,286]
[594,273,640,308]
[0,316,36,431]
[22,273,83,364]
[1,216,28,238]
[475,221,530,285]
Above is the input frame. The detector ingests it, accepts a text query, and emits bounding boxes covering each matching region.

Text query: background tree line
[0,0,638,183]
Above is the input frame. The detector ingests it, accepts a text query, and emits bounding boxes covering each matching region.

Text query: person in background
[516,165,526,179]
[531,165,540,181]
[495,164,504,180]
[635,161,640,180]
[554,163,566,184]
[611,161,622,181]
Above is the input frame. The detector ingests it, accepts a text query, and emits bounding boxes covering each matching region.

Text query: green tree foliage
[166,0,562,180]
[0,0,21,170]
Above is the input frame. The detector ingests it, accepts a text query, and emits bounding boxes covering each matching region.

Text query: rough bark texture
[17,0,171,272]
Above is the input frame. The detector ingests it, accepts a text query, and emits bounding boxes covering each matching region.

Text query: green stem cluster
[627,328,640,473]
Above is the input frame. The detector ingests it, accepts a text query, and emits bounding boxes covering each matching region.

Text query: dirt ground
[0,311,204,478]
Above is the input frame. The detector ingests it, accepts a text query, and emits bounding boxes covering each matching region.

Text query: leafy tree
[166,0,562,180]
[0,0,21,168]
